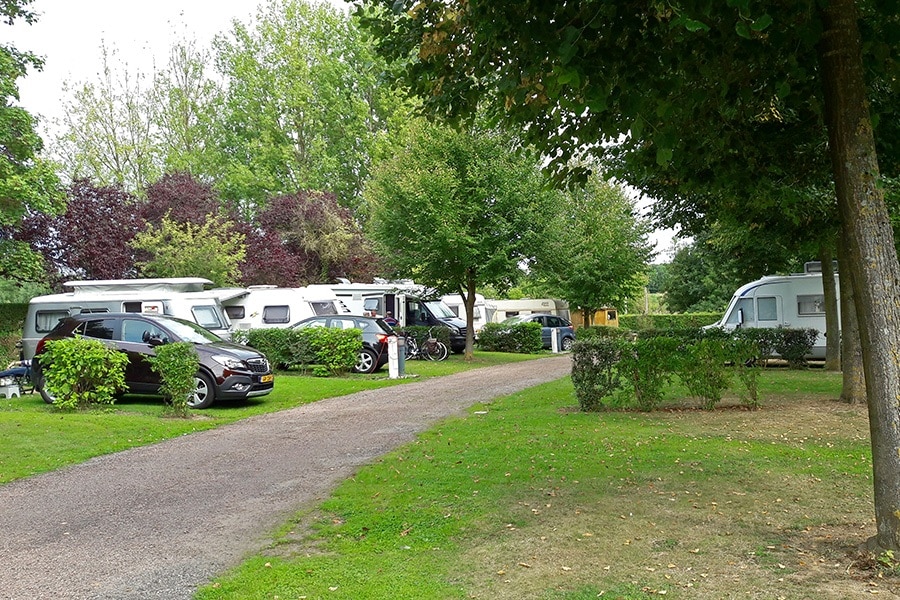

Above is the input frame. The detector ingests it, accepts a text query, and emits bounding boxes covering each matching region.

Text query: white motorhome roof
[64,277,213,294]
[732,274,827,297]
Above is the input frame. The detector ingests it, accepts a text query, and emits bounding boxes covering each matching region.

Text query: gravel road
[0,355,572,600]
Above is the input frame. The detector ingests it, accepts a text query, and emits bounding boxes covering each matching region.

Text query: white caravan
[440,293,495,333]
[708,272,839,359]
[215,285,340,331]
[22,278,233,359]
[489,298,571,323]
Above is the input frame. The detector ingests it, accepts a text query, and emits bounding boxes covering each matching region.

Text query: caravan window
[192,305,225,329]
[757,297,778,321]
[725,298,754,325]
[35,310,69,333]
[262,305,290,324]
[311,301,338,316]
[798,294,825,315]
[224,306,245,320]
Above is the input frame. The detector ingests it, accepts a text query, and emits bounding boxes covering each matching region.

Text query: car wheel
[37,374,56,405]
[561,336,575,351]
[354,348,378,374]
[187,372,216,409]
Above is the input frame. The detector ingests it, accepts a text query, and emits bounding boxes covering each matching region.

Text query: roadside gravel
[0,355,572,600]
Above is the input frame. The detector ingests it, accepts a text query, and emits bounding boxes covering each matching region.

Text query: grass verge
[0,351,536,484]
[197,368,888,600]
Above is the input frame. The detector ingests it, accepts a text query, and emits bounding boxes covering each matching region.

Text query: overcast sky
[8,0,678,260]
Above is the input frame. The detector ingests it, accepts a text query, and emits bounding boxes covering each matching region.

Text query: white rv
[440,293,495,333]
[22,278,233,359]
[215,285,340,331]
[489,298,571,323]
[709,272,839,359]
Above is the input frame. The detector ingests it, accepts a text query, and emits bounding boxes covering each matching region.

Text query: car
[502,313,576,350]
[290,315,396,374]
[32,313,274,409]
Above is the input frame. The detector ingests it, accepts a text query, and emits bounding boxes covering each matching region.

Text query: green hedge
[246,327,360,376]
[618,313,722,331]
[571,326,819,412]
[476,321,543,353]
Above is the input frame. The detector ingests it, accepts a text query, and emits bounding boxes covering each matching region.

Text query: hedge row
[240,327,361,376]
[618,312,722,331]
[476,321,544,353]
[571,326,819,412]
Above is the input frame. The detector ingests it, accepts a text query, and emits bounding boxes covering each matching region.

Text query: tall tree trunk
[838,234,866,404]
[819,0,900,552]
[819,244,841,371]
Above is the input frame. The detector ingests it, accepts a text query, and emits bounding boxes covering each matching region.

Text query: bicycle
[404,328,449,361]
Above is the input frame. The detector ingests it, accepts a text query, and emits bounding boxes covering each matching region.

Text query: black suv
[33,313,274,409]
[290,315,396,374]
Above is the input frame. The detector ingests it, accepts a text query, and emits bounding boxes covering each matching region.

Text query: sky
[8,0,678,261]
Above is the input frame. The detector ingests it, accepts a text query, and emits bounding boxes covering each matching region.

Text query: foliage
[243,191,378,286]
[570,337,622,411]
[39,336,128,409]
[773,328,820,369]
[0,7,64,228]
[131,213,245,287]
[0,302,27,332]
[145,341,200,417]
[616,337,681,411]
[246,327,359,376]
[206,0,402,213]
[677,337,735,410]
[476,322,543,354]
[395,325,449,347]
[618,313,723,331]
[572,326,629,341]
[17,179,142,284]
[140,172,223,226]
[532,174,655,317]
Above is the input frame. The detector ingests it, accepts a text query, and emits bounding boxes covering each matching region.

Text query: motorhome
[440,293,495,333]
[708,271,839,359]
[214,285,341,331]
[22,278,233,359]
[489,298,571,323]
[313,280,468,353]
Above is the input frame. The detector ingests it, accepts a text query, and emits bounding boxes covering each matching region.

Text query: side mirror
[736,308,745,329]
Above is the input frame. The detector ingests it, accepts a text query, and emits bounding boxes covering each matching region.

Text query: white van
[22,278,233,359]
[216,285,340,331]
[709,272,839,359]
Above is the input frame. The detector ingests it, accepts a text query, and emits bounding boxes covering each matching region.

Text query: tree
[17,179,141,285]
[206,0,403,214]
[365,119,561,358]
[356,0,900,550]
[532,175,655,324]
[131,213,245,287]
[140,172,222,226]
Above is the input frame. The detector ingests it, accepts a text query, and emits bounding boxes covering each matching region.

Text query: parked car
[290,315,396,374]
[502,313,576,350]
[32,313,274,409]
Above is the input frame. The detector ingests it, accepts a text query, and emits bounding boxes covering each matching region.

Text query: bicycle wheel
[405,337,419,360]
[423,338,447,361]
[433,341,449,361]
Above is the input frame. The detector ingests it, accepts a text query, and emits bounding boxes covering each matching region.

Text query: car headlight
[446,325,460,335]
[211,354,247,370]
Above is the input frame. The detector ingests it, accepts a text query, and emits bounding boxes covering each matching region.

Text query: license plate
[261,374,274,383]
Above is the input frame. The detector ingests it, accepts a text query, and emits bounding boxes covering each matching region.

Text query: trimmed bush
[146,342,200,417]
[0,303,28,334]
[247,327,359,375]
[40,337,128,409]
[574,325,630,341]
[617,336,681,411]
[619,313,722,331]
[477,322,543,353]
[571,337,622,411]
[773,328,819,369]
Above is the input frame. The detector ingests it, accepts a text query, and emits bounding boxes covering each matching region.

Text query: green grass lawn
[0,351,537,484]
[195,367,883,600]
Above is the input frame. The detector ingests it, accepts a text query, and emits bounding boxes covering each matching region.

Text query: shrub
[575,326,630,341]
[773,328,819,369]
[571,337,622,411]
[247,328,296,369]
[619,313,722,331]
[616,336,681,411]
[0,303,28,334]
[40,337,129,409]
[397,325,450,347]
[145,342,200,417]
[676,337,733,409]
[477,322,543,353]
[247,327,359,375]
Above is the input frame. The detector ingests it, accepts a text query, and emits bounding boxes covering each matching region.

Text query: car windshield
[425,301,456,319]
[147,315,222,344]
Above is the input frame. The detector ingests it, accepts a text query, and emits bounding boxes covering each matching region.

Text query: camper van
[708,272,839,359]
[440,293,495,333]
[215,286,340,331]
[316,280,468,353]
[489,298,571,323]
[22,278,233,360]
